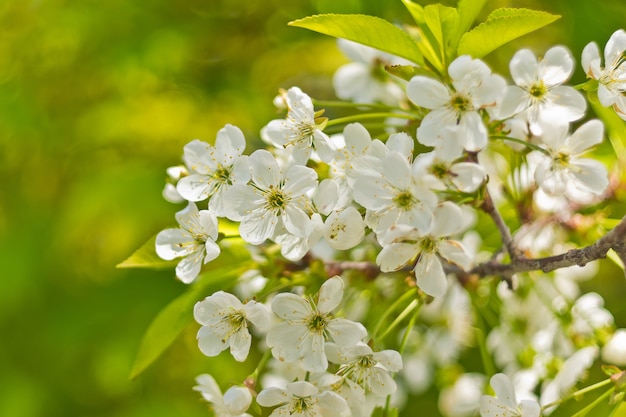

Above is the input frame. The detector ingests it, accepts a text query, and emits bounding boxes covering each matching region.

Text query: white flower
[194,291,270,362]
[532,120,608,196]
[602,329,626,366]
[326,342,402,397]
[500,46,586,135]
[257,380,350,417]
[376,202,472,297]
[440,373,486,417]
[582,29,626,119]
[193,374,252,417]
[176,125,250,216]
[413,151,486,193]
[155,202,220,283]
[407,55,506,152]
[266,276,367,372]
[162,165,187,203]
[540,346,598,414]
[223,149,317,245]
[333,39,409,106]
[479,373,541,417]
[323,206,366,250]
[262,87,336,164]
[353,150,438,234]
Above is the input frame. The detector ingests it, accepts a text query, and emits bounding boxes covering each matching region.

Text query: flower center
[308,314,328,334]
[266,186,288,212]
[297,122,315,140]
[529,81,547,100]
[420,236,437,252]
[450,93,472,115]
[393,190,415,210]
[431,162,450,179]
[292,397,313,413]
[357,355,375,369]
[212,164,232,184]
[554,152,570,167]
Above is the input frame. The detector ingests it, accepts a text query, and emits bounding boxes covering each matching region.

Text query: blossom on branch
[176,124,250,217]
[266,276,367,372]
[479,373,541,417]
[582,29,626,119]
[257,380,351,417]
[194,291,270,362]
[500,46,586,135]
[155,202,220,283]
[194,374,253,417]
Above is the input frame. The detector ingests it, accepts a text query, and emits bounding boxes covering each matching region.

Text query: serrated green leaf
[289,14,423,65]
[454,0,488,46]
[129,264,251,379]
[117,235,176,269]
[458,8,560,58]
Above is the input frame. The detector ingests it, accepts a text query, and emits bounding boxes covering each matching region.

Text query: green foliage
[130,264,252,379]
[458,8,560,58]
[117,235,176,269]
[289,14,424,65]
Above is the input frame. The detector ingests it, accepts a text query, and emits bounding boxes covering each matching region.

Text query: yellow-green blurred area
[2,0,626,416]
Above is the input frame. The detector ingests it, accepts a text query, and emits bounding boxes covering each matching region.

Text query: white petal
[313,130,337,163]
[324,207,365,250]
[326,318,367,346]
[271,293,312,320]
[249,149,281,189]
[479,395,519,417]
[288,380,319,398]
[215,124,246,164]
[197,326,228,357]
[430,201,464,237]
[155,228,196,260]
[239,208,279,245]
[459,112,487,151]
[175,249,204,283]
[176,174,214,201]
[570,158,609,194]
[414,253,447,297]
[407,76,450,109]
[318,276,344,313]
[374,349,403,372]
[439,240,472,270]
[546,85,586,121]
[386,132,414,159]
[490,373,518,409]
[540,46,574,86]
[266,322,308,362]
[314,179,339,215]
[499,86,530,119]
[510,49,538,87]
[229,327,252,362]
[256,387,290,407]
[283,205,312,238]
[300,333,327,372]
[223,386,252,415]
[450,162,485,192]
[581,42,600,77]
[518,399,541,417]
[566,119,604,155]
[194,374,222,403]
[376,242,417,272]
[245,302,271,332]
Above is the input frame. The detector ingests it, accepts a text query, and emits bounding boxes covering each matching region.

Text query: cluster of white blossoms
[151,28,626,417]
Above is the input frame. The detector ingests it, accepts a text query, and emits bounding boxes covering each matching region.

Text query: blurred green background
[2,0,626,416]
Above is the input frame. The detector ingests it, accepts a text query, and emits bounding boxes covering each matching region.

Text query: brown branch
[454,214,626,279]
[480,186,521,259]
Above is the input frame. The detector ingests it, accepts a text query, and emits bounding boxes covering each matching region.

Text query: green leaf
[401,0,425,25]
[458,8,560,58]
[454,0,488,47]
[384,64,435,81]
[129,264,251,379]
[423,4,458,65]
[117,235,176,269]
[289,14,423,65]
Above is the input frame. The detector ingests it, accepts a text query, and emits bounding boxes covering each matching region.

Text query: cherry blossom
[266,276,367,372]
[155,202,220,283]
[257,380,351,417]
[193,374,253,417]
[479,373,541,417]
[194,291,270,362]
